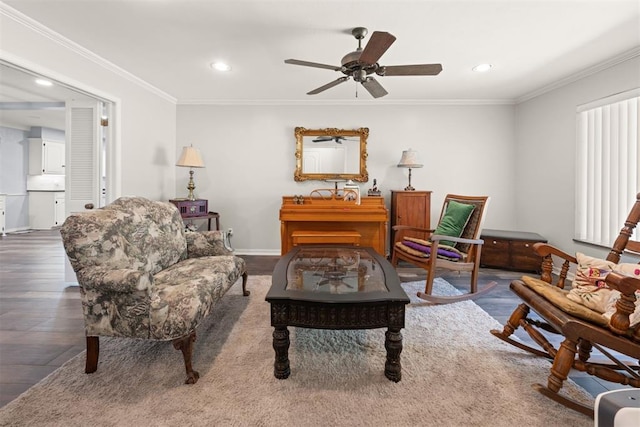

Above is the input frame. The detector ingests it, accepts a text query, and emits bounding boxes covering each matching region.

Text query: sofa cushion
[150,256,246,339]
[185,230,232,258]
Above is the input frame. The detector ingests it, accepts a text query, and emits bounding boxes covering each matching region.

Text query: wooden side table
[185,212,219,231]
[169,199,208,217]
[390,190,432,249]
[169,199,220,231]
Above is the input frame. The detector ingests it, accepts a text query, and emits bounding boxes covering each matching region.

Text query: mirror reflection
[294,127,369,182]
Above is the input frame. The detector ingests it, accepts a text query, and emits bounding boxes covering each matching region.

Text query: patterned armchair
[60,196,248,384]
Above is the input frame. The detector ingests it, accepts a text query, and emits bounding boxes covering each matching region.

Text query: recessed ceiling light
[472,64,492,73]
[35,78,53,86]
[211,62,231,72]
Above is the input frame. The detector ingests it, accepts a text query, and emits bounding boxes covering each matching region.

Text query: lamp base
[404,168,416,191]
[186,169,196,201]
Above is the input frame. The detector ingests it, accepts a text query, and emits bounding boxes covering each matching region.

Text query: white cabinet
[54,192,65,227]
[29,138,65,175]
[29,191,66,229]
[0,194,5,236]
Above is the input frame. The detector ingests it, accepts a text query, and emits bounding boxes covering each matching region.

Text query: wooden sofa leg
[173,332,200,384]
[241,271,250,296]
[85,336,99,373]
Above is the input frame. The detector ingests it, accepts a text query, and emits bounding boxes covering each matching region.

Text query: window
[575,89,640,246]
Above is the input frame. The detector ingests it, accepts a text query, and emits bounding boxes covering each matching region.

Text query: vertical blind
[575,89,640,246]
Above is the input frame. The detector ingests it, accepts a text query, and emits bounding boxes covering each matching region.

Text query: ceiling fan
[285,27,443,98]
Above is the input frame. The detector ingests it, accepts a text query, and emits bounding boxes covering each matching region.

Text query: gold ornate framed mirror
[294,127,369,182]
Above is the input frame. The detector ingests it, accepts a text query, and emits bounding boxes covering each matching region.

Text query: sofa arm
[185,230,232,258]
[76,266,153,294]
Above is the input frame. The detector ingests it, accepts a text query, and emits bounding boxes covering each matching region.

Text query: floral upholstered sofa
[60,196,248,384]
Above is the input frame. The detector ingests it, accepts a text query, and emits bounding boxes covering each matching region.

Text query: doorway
[0,60,117,231]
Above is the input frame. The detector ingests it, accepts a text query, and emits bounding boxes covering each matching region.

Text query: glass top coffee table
[265,246,410,382]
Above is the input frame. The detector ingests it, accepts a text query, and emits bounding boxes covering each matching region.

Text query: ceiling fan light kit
[285,27,442,98]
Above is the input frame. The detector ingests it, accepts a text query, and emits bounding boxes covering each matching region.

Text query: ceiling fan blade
[359,31,396,65]
[382,64,443,76]
[312,136,333,142]
[284,59,341,71]
[307,77,350,95]
[361,77,388,98]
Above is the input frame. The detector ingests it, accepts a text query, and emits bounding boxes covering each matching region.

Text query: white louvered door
[64,100,102,282]
[65,100,102,215]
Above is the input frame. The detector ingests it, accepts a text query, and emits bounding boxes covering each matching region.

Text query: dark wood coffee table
[265,246,409,382]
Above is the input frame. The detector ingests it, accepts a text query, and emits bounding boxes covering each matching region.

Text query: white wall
[11,5,635,257]
[177,104,516,254]
[515,56,640,258]
[0,9,177,202]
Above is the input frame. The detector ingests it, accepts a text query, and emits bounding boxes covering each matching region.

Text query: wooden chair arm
[532,242,578,263]
[431,234,484,245]
[392,225,435,245]
[603,271,640,338]
[531,242,577,287]
[391,225,435,233]
[605,271,640,294]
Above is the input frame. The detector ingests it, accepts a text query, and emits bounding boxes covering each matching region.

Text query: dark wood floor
[0,230,629,408]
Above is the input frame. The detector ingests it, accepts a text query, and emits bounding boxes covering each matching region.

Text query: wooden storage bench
[480,229,547,273]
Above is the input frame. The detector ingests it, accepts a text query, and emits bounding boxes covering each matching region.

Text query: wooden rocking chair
[391,194,497,304]
[491,193,640,418]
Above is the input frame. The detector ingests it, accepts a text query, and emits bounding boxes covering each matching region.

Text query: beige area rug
[0,276,593,427]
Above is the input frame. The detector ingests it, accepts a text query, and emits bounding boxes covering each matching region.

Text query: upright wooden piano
[280,195,388,256]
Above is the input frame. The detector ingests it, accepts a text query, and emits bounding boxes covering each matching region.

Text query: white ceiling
[0,62,97,130]
[1,0,639,109]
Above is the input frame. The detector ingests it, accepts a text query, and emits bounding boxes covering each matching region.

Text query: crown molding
[516,46,640,104]
[0,50,119,104]
[0,2,177,104]
[177,98,516,106]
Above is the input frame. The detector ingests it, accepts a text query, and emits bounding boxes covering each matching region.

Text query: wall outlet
[227,228,233,236]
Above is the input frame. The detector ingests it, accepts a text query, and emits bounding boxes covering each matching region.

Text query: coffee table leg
[384,328,403,382]
[272,326,290,379]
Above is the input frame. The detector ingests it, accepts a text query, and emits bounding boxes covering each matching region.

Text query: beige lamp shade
[397,149,423,168]
[397,148,422,191]
[176,146,205,168]
[176,145,204,201]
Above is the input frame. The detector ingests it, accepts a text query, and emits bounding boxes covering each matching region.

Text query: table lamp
[397,149,423,191]
[176,145,205,200]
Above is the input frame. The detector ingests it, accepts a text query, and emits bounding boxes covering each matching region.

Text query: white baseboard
[235,249,280,256]
[4,226,32,234]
